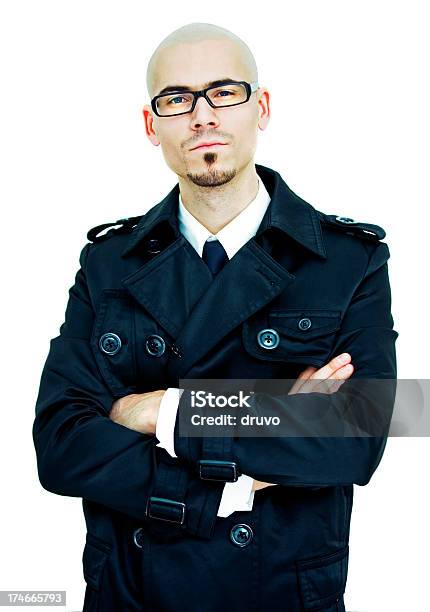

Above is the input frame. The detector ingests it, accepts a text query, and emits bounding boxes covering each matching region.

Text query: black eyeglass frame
[150,80,259,117]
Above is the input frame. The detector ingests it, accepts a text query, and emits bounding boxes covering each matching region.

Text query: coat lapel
[120,164,327,377]
[167,237,296,377]
[121,234,213,339]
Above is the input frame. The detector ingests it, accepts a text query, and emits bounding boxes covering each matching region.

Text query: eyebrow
[156,78,239,96]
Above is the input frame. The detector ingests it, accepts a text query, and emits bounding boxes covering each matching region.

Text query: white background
[0,1,428,610]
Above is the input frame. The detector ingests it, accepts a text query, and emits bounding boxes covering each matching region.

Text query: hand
[109,390,165,435]
[252,353,354,492]
[252,479,277,492]
[287,352,354,396]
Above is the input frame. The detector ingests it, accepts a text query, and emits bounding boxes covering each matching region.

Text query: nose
[189,96,220,130]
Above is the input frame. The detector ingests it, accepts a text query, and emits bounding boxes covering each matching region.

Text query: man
[32,22,398,612]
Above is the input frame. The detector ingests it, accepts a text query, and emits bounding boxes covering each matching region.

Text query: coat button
[133,527,144,549]
[145,334,166,357]
[335,216,357,224]
[257,328,280,350]
[99,332,122,355]
[146,239,161,254]
[230,523,253,547]
[298,317,312,331]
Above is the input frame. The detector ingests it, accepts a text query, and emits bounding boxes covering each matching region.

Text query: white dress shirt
[156,176,271,517]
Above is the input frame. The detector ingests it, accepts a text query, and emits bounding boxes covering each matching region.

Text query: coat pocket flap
[296,545,349,611]
[268,310,342,341]
[82,534,111,591]
[242,309,342,366]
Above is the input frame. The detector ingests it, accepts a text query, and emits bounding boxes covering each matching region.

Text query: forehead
[153,39,248,95]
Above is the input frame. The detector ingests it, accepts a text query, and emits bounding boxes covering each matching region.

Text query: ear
[142,105,160,146]
[257,88,270,131]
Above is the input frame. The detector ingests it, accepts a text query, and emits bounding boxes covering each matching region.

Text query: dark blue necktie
[202,239,229,277]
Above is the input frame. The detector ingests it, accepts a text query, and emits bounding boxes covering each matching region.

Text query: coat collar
[121,163,327,259]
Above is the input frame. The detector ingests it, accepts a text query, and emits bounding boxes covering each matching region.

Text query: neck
[177,160,259,235]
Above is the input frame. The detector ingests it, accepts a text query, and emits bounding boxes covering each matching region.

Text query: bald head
[146,22,258,99]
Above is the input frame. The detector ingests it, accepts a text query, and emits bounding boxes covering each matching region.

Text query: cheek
[159,135,183,164]
[160,124,192,160]
[229,110,259,143]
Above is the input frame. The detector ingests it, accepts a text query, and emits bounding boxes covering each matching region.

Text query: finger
[328,378,345,393]
[301,354,352,393]
[308,353,352,382]
[253,480,277,491]
[311,378,345,394]
[288,366,318,395]
[305,362,354,394]
[308,364,354,391]
[295,378,320,394]
[329,363,354,380]
[296,377,332,394]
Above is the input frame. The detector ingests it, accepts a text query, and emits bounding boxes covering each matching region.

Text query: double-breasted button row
[230,523,253,547]
[98,333,168,357]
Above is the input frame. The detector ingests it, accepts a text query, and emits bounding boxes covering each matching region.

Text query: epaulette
[87,215,144,243]
[318,213,386,241]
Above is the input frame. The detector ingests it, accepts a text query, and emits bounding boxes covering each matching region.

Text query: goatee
[187,152,236,187]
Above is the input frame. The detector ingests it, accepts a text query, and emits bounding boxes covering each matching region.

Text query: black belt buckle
[146,496,186,525]
[198,459,239,483]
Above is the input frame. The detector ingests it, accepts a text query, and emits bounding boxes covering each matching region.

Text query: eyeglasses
[151,80,259,117]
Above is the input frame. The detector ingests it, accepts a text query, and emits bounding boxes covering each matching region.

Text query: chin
[186,165,237,188]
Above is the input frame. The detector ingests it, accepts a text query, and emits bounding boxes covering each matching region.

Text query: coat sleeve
[32,243,223,532]
[173,240,399,487]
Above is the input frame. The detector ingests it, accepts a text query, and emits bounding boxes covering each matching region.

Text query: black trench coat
[33,163,398,612]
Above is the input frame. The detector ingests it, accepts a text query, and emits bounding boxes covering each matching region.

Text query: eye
[168,96,187,105]
[216,89,234,97]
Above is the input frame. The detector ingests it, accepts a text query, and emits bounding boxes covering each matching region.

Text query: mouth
[190,142,228,151]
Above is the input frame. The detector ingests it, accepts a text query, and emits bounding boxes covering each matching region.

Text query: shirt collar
[120,164,327,260]
[177,177,271,259]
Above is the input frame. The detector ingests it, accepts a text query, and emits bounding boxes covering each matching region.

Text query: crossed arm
[109,352,355,492]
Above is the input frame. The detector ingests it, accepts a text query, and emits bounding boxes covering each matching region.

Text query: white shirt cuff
[217,473,255,518]
[155,387,181,458]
